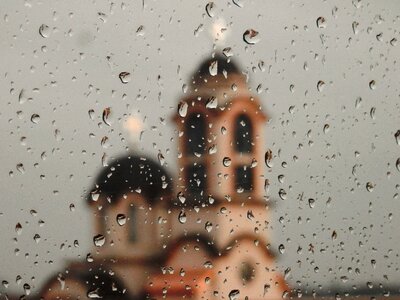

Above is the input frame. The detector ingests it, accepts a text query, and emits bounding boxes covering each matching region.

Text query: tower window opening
[235,114,253,153]
[187,163,207,196]
[235,166,253,192]
[186,114,206,155]
[128,206,137,242]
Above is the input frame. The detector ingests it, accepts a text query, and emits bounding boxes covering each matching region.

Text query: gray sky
[0,0,399,296]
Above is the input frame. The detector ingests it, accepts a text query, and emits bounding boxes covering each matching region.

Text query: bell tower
[172,53,270,249]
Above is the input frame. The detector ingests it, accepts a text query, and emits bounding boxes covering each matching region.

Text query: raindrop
[390,38,397,46]
[116,214,126,226]
[366,182,374,192]
[396,158,400,172]
[222,47,233,57]
[206,97,218,109]
[158,152,165,166]
[178,210,187,224]
[355,97,362,108]
[205,2,215,18]
[370,107,376,119]
[39,24,50,38]
[23,283,31,296]
[178,101,188,117]
[229,289,240,300]
[16,163,25,174]
[223,157,232,167]
[316,17,326,28]
[317,80,325,92]
[352,21,359,34]
[31,114,40,124]
[278,244,285,254]
[278,189,287,200]
[100,136,109,148]
[87,288,101,298]
[119,72,131,84]
[102,107,111,126]
[232,0,244,8]
[88,109,95,120]
[205,221,213,232]
[323,124,330,134]
[265,149,273,168]
[177,192,186,204]
[15,223,22,235]
[395,130,400,146]
[243,29,260,45]
[33,234,41,243]
[369,80,376,90]
[209,60,218,76]
[93,234,105,247]
[308,198,315,208]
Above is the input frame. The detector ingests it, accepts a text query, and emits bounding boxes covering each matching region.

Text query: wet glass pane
[1,1,399,299]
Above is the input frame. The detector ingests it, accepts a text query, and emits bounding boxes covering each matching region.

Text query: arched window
[186,114,206,155]
[235,114,253,153]
[235,166,253,191]
[187,163,207,196]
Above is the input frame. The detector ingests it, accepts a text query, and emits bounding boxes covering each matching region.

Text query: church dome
[87,155,172,205]
[192,54,241,81]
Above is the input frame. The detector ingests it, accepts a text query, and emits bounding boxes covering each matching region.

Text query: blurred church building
[38,53,288,299]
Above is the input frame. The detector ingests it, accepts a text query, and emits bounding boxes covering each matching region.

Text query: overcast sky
[0,0,399,296]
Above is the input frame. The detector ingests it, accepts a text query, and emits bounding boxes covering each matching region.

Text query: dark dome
[193,54,241,79]
[87,155,172,205]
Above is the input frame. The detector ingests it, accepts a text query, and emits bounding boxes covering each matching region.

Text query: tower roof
[86,155,172,205]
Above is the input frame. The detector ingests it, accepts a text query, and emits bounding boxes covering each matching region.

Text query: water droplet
[223,157,232,167]
[87,288,101,298]
[91,191,100,201]
[316,17,326,28]
[31,114,40,124]
[93,234,105,247]
[390,38,397,46]
[33,234,41,243]
[102,107,111,126]
[229,289,240,300]
[100,136,109,148]
[317,80,325,92]
[323,124,330,134]
[232,0,244,8]
[396,158,400,172]
[265,149,273,168]
[16,163,25,174]
[209,60,218,76]
[369,80,376,90]
[205,221,213,232]
[39,24,50,38]
[308,198,316,208]
[177,192,186,204]
[206,96,218,109]
[88,109,95,120]
[205,2,215,18]
[366,182,374,192]
[116,214,126,226]
[278,189,287,200]
[395,130,400,146]
[15,223,22,235]
[352,21,359,34]
[370,107,376,119]
[278,244,285,254]
[178,101,188,117]
[222,47,233,57]
[158,152,165,166]
[23,283,31,296]
[243,29,260,45]
[119,72,131,84]
[178,210,187,224]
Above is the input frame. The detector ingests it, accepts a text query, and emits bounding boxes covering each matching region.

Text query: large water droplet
[209,60,218,76]
[278,244,285,254]
[395,130,400,146]
[278,189,287,200]
[31,114,40,124]
[366,182,374,192]
[316,17,326,28]
[178,211,187,224]
[205,2,215,18]
[119,72,131,84]
[243,29,260,44]
[102,107,111,126]
[396,158,400,172]
[177,192,186,204]
[116,214,126,226]
[205,221,213,232]
[39,24,50,38]
[229,289,240,300]
[317,80,325,92]
[206,97,218,109]
[265,149,273,168]
[178,101,188,117]
[93,234,105,247]
[369,80,376,90]
[223,157,232,167]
